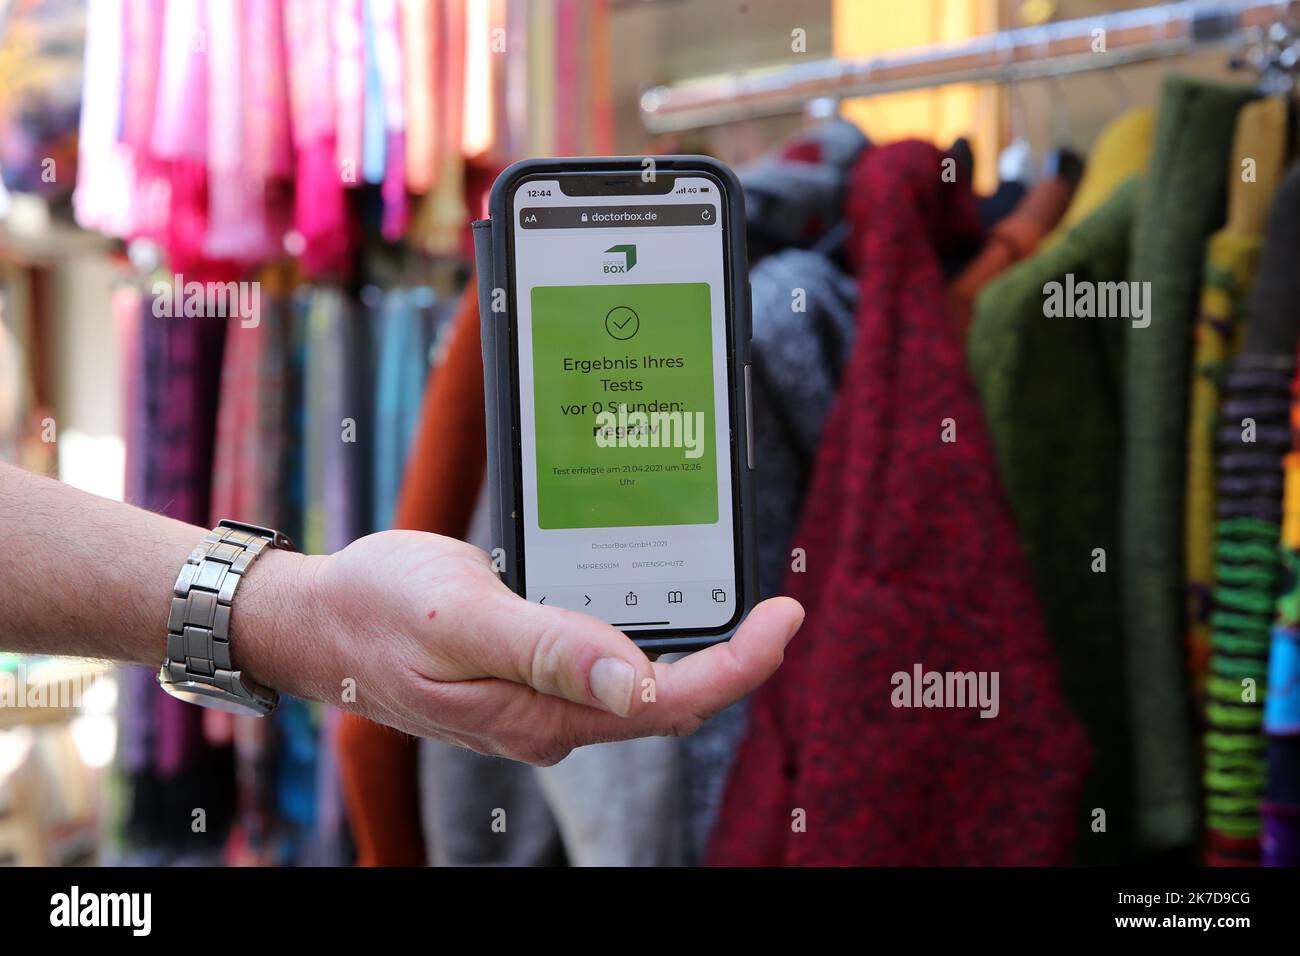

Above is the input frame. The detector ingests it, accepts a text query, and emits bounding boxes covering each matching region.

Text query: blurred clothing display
[72,0,613,278]
[343,273,696,866]
[710,141,1090,866]
[1186,98,1290,707]
[1191,101,1292,866]
[949,167,1077,336]
[1040,107,1156,246]
[681,246,858,860]
[110,81,1300,869]
[740,119,869,262]
[118,287,233,855]
[372,288,451,528]
[678,127,866,862]
[535,737,688,866]
[416,483,567,867]
[1255,163,1300,868]
[9,0,1300,872]
[418,742,567,866]
[337,281,485,866]
[970,177,1141,863]
[109,272,446,865]
[1120,76,1255,852]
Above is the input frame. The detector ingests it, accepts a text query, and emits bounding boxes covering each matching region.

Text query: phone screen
[508,172,740,635]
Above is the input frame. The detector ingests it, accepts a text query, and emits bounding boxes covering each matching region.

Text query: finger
[529,596,805,745]
[457,591,656,718]
[638,596,803,730]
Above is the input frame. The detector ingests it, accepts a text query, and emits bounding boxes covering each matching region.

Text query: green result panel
[531,281,718,529]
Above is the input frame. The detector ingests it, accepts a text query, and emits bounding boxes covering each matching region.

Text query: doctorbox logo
[603,244,636,274]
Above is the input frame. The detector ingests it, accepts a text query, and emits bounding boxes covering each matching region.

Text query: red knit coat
[708,141,1092,865]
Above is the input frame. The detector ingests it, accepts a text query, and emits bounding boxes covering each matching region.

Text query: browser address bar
[518,204,718,229]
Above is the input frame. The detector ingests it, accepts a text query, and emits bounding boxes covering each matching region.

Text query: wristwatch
[156,519,294,717]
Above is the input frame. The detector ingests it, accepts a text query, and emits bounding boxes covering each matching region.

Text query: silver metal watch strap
[160,520,292,712]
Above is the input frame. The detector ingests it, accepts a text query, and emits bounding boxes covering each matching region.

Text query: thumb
[466,592,655,718]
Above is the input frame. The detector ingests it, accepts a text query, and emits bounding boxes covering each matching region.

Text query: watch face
[157,671,272,717]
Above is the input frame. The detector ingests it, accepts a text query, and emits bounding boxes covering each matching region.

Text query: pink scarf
[334,0,365,185]
[120,0,163,153]
[284,0,352,276]
[74,0,131,235]
[151,0,208,163]
[284,0,335,147]
[371,0,408,239]
[245,0,293,182]
[205,0,274,263]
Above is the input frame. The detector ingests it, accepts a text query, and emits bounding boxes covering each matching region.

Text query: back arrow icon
[539,596,547,604]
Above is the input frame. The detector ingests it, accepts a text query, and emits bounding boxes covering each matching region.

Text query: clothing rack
[639,0,1298,133]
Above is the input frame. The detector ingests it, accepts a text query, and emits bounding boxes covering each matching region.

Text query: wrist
[228,547,334,704]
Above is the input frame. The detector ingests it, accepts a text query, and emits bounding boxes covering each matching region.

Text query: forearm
[0,464,804,760]
[0,463,328,700]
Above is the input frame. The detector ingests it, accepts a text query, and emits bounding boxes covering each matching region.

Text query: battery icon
[699,186,711,193]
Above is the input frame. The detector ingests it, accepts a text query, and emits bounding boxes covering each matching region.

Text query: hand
[254,531,803,766]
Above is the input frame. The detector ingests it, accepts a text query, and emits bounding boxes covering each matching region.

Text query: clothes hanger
[1102,56,1135,112]
[1226,11,1300,156]
[1041,73,1085,187]
[1231,19,1300,94]
[803,96,840,127]
[997,31,1036,187]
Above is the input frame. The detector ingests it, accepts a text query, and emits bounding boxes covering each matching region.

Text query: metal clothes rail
[639,0,1298,132]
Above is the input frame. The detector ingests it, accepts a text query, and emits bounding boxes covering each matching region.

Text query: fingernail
[590,658,635,717]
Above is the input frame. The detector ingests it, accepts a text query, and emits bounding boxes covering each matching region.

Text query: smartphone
[478,156,757,653]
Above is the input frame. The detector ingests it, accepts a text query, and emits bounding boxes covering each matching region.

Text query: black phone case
[474,155,757,653]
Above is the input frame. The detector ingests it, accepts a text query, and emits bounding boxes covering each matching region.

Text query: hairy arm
[0,463,802,763]
[0,462,315,683]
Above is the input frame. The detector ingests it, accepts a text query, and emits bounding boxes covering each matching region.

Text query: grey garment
[681,697,750,863]
[303,289,370,555]
[534,736,688,866]
[740,119,868,258]
[419,484,688,866]
[418,743,567,866]
[749,248,859,597]
[680,247,859,863]
[1242,162,1300,359]
[507,508,689,865]
[464,474,494,552]
[419,484,567,865]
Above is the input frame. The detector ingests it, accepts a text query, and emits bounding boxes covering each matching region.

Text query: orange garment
[336,281,487,866]
[950,175,1076,338]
